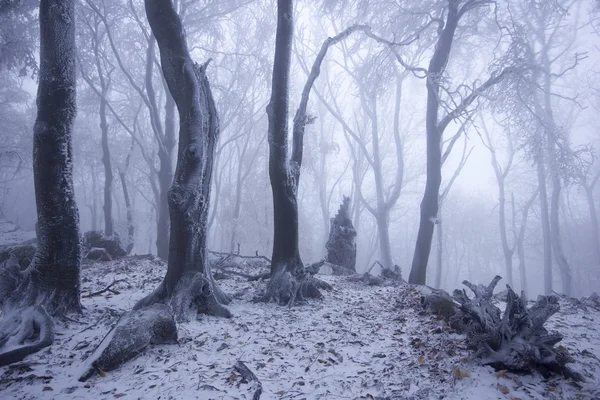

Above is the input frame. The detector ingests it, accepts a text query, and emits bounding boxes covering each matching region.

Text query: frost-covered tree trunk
[266,0,304,304]
[264,0,346,303]
[118,139,135,253]
[408,2,459,285]
[134,0,230,320]
[0,0,81,366]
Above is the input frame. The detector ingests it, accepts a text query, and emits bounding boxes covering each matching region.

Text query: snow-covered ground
[0,253,599,399]
[0,221,36,246]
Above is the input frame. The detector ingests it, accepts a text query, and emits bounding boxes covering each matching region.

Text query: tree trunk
[434,212,443,288]
[100,95,114,237]
[155,83,175,261]
[536,159,553,294]
[135,0,230,320]
[585,186,600,265]
[408,3,459,285]
[549,179,571,295]
[91,164,98,231]
[498,180,514,287]
[266,0,304,305]
[119,170,134,253]
[0,0,81,366]
[375,209,393,270]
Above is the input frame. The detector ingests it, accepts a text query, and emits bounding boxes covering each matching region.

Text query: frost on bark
[325,196,357,273]
[451,276,582,380]
[0,0,81,365]
[79,0,231,378]
[263,0,358,304]
[133,0,230,321]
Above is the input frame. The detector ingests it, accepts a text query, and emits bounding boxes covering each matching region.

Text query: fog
[1,0,599,298]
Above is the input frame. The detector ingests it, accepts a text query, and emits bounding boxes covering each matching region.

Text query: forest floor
[0,248,599,399]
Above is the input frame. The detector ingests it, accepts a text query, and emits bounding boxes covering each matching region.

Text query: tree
[408,0,515,285]
[0,0,81,365]
[264,0,366,303]
[134,0,230,319]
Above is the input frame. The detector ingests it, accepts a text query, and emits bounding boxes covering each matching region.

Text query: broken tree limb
[209,250,271,264]
[83,279,127,298]
[452,276,582,380]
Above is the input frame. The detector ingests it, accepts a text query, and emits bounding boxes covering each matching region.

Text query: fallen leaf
[417,356,425,364]
[42,387,53,391]
[496,370,507,378]
[497,383,509,394]
[452,367,470,379]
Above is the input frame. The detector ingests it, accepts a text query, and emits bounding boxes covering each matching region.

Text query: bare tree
[134,0,230,318]
[0,0,81,365]
[264,1,364,303]
[408,0,515,285]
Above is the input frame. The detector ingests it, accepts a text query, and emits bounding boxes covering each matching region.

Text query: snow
[0,221,36,247]
[0,255,599,399]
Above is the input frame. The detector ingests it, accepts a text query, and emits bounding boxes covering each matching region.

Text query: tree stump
[325,196,357,274]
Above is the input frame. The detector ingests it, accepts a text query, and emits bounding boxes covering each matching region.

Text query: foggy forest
[0,0,600,398]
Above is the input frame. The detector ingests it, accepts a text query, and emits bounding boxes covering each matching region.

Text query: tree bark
[265,0,305,305]
[0,0,81,366]
[135,0,229,320]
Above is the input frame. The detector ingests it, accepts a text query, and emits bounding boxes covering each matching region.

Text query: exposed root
[134,272,231,321]
[0,306,55,366]
[259,268,328,306]
[452,276,583,381]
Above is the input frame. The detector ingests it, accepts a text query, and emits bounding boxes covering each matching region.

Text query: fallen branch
[209,250,271,264]
[83,279,127,298]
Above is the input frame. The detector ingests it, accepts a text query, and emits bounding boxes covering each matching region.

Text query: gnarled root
[0,305,55,366]
[260,268,330,306]
[452,276,582,381]
[134,272,231,322]
[79,303,177,382]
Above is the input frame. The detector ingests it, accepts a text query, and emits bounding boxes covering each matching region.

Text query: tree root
[134,272,231,321]
[259,268,330,306]
[0,306,55,366]
[79,303,178,382]
[452,276,583,381]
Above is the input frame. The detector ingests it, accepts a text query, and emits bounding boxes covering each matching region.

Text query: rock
[79,303,178,382]
[421,289,457,319]
[83,231,127,259]
[0,243,36,269]
[85,247,112,262]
